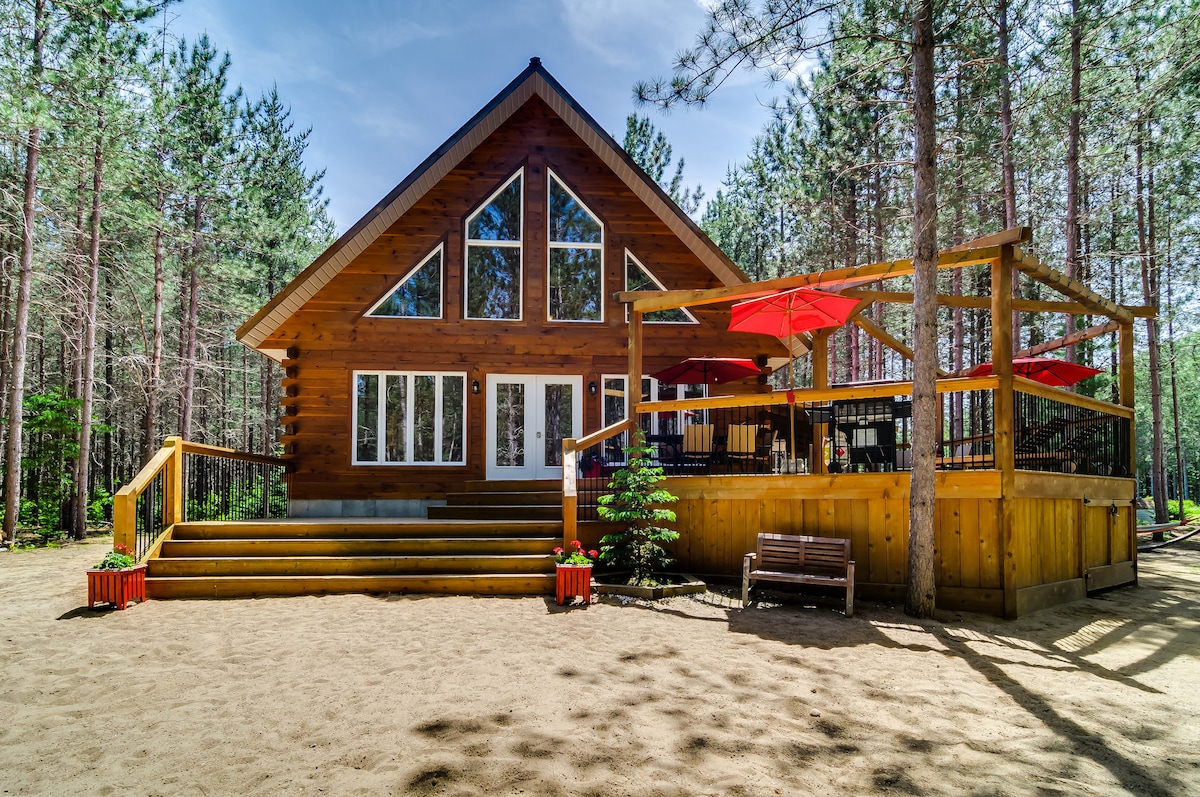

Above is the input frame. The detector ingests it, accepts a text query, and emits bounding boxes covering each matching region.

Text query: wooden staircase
[145,481,564,599]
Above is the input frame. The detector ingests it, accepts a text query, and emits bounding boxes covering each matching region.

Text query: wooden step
[146,573,556,599]
[148,554,556,577]
[463,480,559,493]
[160,537,555,558]
[444,491,562,507]
[171,519,561,540]
[428,505,561,521]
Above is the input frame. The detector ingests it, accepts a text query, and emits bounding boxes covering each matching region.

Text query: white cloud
[558,0,705,67]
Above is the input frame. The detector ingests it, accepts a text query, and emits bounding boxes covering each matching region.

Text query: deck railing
[1013,378,1132,476]
[113,437,290,561]
[559,377,1132,538]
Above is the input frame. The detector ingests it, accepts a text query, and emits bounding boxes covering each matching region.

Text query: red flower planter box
[556,564,593,606]
[87,565,147,610]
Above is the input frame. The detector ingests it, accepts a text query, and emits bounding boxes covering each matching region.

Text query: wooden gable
[251,64,786,502]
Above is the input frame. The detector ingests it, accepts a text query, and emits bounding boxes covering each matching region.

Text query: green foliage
[596,431,679,584]
[186,473,287,522]
[622,113,703,215]
[93,543,135,570]
[554,540,598,566]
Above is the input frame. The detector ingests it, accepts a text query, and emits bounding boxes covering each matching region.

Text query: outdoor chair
[726,424,760,472]
[681,424,714,472]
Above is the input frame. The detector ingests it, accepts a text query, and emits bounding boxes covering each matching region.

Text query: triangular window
[625,251,697,324]
[366,244,443,318]
[465,170,523,320]
[547,171,602,322]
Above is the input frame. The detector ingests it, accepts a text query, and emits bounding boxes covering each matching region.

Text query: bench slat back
[757,533,850,577]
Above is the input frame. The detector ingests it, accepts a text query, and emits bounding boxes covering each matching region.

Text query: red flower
[571,540,583,549]
[553,547,563,554]
[588,550,599,558]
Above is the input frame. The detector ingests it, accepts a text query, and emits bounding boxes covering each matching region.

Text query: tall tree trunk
[1167,263,1184,521]
[104,327,113,497]
[3,0,45,546]
[1064,0,1082,363]
[142,185,166,464]
[999,0,1021,350]
[907,0,938,618]
[179,198,202,440]
[73,93,107,540]
[1135,106,1166,526]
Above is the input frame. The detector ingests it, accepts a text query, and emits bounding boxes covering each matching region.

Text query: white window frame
[464,169,524,322]
[547,169,604,323]
[351,370,467,466]
[624,250,698,324]
[601,374,708,439]
[364,243,444,319]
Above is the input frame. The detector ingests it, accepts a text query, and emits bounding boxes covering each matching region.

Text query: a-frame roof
[237,58,751,354]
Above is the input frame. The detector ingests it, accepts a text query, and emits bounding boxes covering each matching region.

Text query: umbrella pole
[787,323,796,473]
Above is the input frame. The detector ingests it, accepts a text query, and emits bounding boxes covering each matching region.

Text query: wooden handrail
[117,443,175,497]
[179,440,288,467]
[636,377,1001,414]
[113,436,291,561]
[569,418,636,454]
[561,418,636,548]
[1013,377,1134,419]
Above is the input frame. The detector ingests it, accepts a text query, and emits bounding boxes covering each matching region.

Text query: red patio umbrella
[726,287,859,470]
[728,287,861,337]
[650,357,761,385]
[967,356,1102,387]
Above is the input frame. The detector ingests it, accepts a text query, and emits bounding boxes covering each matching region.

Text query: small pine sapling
[596,430,678,585]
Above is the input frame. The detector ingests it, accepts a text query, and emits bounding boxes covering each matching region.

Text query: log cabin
[114,60,1151,617]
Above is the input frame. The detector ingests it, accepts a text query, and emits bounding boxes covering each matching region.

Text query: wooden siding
[265,97,784,501]
[656,470,1135,617]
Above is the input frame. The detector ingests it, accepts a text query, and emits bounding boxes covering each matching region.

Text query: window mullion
[376,373,386,465]
[405,374,415,465]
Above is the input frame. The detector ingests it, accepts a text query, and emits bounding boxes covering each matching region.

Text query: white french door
[486,375,583,480]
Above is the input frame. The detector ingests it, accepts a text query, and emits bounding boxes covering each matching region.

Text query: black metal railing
[1014,391,1131,476]
[185,453,289,522]
[937,388,995,470]
[134,468,166,560]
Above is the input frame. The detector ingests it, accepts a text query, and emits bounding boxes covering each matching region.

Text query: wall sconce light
[472,380,480,395]
[588,381,597,395]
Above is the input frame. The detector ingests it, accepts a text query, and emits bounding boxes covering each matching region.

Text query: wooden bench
[742,533,855,616]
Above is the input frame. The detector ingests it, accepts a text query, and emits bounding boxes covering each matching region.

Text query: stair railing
[113,436,289,563]
[561,419,636,548]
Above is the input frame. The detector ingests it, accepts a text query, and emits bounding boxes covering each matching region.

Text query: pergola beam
[839,288,1155,318]
[1012,245,1135,324]
[618,246,1001,313]
[853,316,951,377]
[1014,320,1122,359]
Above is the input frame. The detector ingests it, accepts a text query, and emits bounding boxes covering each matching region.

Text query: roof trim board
[237,59,749,351]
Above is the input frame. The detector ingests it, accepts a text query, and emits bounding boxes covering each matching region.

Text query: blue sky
[171,0,786,233]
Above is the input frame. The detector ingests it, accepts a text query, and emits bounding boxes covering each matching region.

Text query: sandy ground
[1,538,1198,797]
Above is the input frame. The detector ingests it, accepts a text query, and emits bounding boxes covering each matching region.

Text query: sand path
[1,537,1197,796]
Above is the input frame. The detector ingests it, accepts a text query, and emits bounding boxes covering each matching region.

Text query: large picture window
[547,171,602,322]
[365,244,443,318]
[353,371,466,465]
[625,250,697,324]
[465,171,523,320]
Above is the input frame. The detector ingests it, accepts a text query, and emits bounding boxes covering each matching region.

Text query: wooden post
[112,490,135,555]
[628,310,643,409]
[992,249,1017,618]
[812,329,830,474]
[1119,322,1136,477]
[164,435,184,526]
[562,437,577,549]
